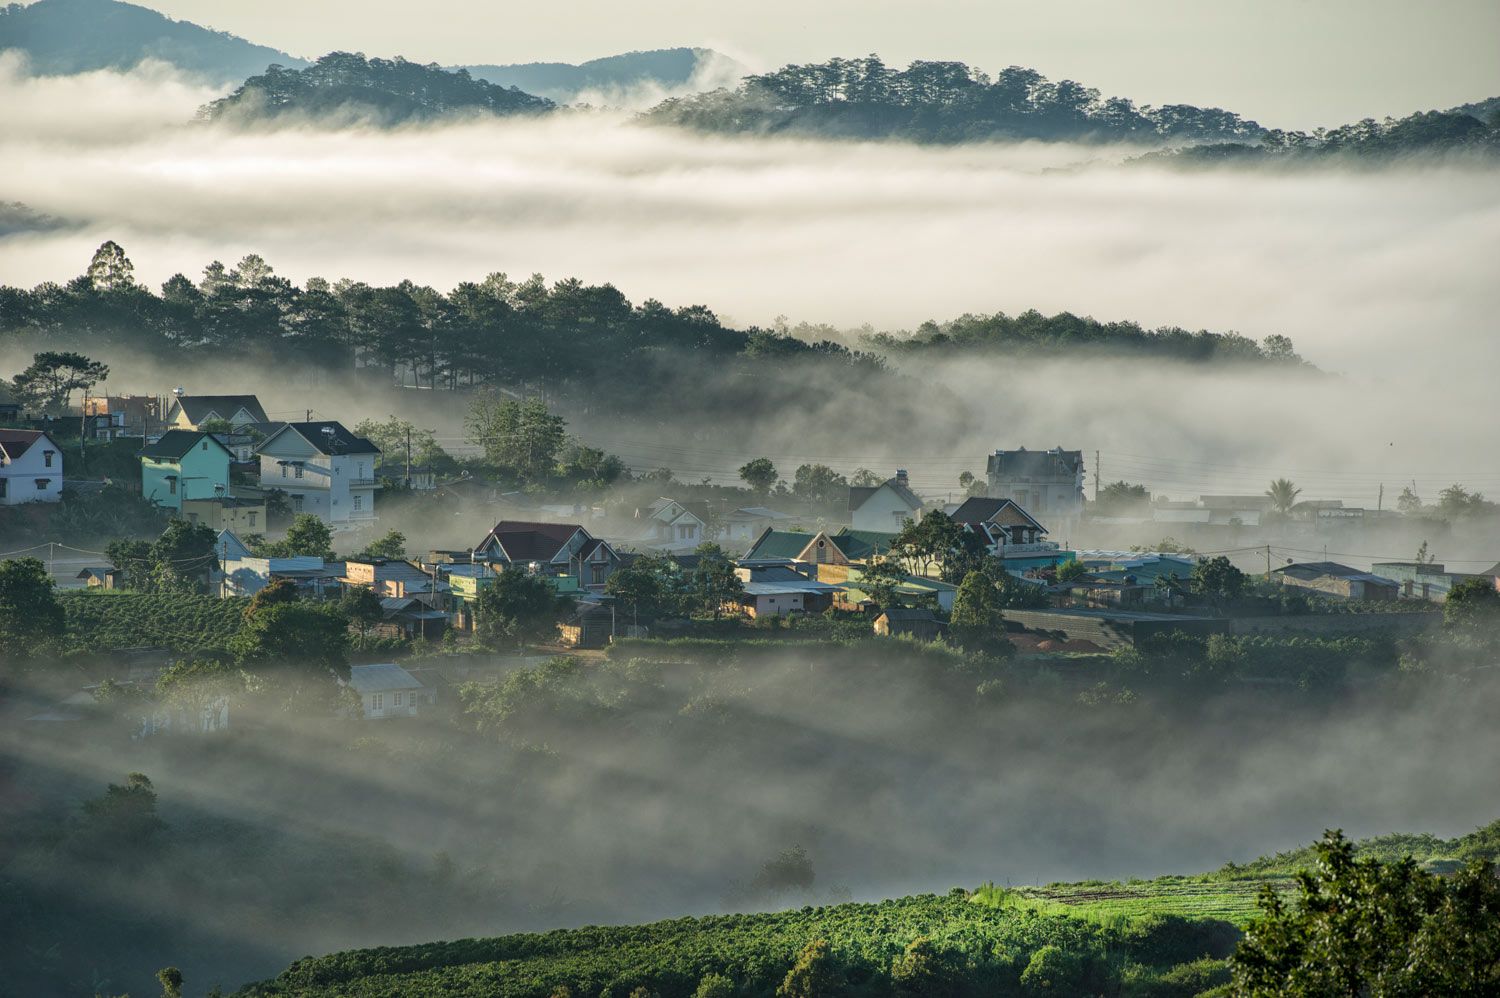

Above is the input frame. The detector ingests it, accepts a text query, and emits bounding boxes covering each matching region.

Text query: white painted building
[847,471,924,532]
[0,429,62,505]
[256,421,380,527]
[348,663,431,719]
[985,447,1085,537]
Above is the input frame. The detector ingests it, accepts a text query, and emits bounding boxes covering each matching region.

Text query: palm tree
[1265,478,1302,515]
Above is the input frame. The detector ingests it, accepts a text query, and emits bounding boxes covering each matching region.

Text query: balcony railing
[999,541,1061,557]
[348,478,378,487]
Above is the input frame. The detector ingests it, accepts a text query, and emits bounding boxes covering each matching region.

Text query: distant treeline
[201,52,555,124]
[1144,108,1500,165]
[869,310,1307,366]
[646,56,1265,144]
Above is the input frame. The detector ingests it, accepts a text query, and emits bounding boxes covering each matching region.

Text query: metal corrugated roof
[349,663,423,692]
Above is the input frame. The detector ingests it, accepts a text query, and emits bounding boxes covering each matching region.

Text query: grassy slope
[238,819,1499,996]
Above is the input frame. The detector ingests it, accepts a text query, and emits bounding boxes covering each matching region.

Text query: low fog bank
[2,649,1497,995]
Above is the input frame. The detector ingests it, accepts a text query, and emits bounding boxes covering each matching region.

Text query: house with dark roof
[165,393,269,430]
[1274,562,1400,601]
[634,497,709,554]
[138,429,233,511]
[0,428,62,505]
[474,520,620,589]
[255,421,380,526]
[848,470,924,532]
[950,496,1074,572]
[985,447,1085,535]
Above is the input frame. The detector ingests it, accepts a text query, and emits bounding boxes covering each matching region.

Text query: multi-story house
[0,429,62,504]
[985,447,1085,538]
[255,421,380,527]
[138,429,233,511]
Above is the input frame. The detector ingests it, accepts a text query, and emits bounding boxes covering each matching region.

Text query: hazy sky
[140,0,1500,129]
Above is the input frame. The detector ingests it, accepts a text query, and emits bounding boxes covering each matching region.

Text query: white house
[0,429,62,505]
[847,471,924,532]
[635,497,709,553]
[255,421,380,527]
[722,506,794,548]
[165,393,269,430]
[986,447,1085,537]
[348,663,432,719]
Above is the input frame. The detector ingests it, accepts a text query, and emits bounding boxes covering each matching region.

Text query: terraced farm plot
[1020,876,1293,927]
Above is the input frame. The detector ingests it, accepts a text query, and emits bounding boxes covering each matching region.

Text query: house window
[294,465,303,479]
[168,478,177,495]
[43,450,54,468]
[353,494,363,512]
[0,479,6,499]
[393,692,403,707]
[34,478,50,490]
[292,494,304,512]
[248,512,257,528]
[281,464,288,478]
[201,441,208,451]
[371,693,383,711]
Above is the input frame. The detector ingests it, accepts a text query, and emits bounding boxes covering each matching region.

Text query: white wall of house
[362,688,423,719]
[258,432,377,526]
[0,434,62,505]
[851,484,921,532]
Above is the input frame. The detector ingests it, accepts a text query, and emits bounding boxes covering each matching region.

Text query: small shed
[348,663,428,719]
[873,607,947,641]
[560,603,615,649]
[75,566,121,590]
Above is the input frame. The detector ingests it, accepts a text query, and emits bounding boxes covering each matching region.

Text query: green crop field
[1015,876,1292,927]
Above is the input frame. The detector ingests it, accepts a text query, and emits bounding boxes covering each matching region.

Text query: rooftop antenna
[172,386,184,398]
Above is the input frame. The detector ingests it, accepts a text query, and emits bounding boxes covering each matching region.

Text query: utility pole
[404,427,412,487]
[1093,450,1101,501]
[1377,483,1383,512]
[1265,544,1271,579]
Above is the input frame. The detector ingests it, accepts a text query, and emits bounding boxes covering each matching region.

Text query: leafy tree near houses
[1437,483,1496,520]
[339,585,386,642]
[1055,559,1088,583]
[791,463,849,505]
[1230,829,1500,995]
[1443,577,1500,641]
[849,467,881,487]
[474,568,569,648]
[689,542,745,620]
[353,415,448,469]
[11,350,109,465]
[1095,480,1150,514]
[0,557,65,669]
[891,936,957,997]
[557,442,625,490]
[691,973,734,998]
[244,577,300,617]
[107,518,219,593]
[1190,555,1247,609]
[82,772,164,842]
[605,554,683,624]
[950,570,1007,652]
[860,558,911,610]
[465,393,567,485]
[738,457,778,494]
[252,513,335,560]
[891,510,963,578]
[156,966,184,998]
[232,601,349,674]
[356,529,407,561]
[1264,478,1302,516]
[1396,486,1425,514]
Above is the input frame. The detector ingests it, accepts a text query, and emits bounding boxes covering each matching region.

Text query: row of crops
[58,590,249,654]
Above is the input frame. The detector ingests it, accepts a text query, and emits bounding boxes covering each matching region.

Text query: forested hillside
[1144,107,1500,164]
[201,52,554,124]
[462,48,743,105]
[645,57,1265,144]
[0,0,304,81]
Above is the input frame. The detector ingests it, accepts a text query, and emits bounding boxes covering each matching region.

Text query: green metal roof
[745,529,816,561]
[829,528,897,560]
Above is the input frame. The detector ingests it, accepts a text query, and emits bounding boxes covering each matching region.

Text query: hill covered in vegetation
[644,56,1266,145]
[461,48,745,105]
[0,0,304,82]
[200,52,554,124]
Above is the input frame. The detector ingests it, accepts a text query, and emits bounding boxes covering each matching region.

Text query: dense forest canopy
[1144,107,1500,164]
[200,52,555,124]
[460,48,740,105]
[645,56,1267,144]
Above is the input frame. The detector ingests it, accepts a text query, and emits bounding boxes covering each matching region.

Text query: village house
[442,562,582,632]
[83,394,163,441]
[1371,561,1500,601]
[950,496,1073,572]
[560,602,616,648]
[473,520,620,589]
[986,447,1085,536]
[348,663,433,719]
[75,566,122,590]
[1273,561,1400,601]
[0,429,62,505]
[734,563,844,617]
[255,421,380,527]
[847,470,924,532]
[217,532,345,598]
[139,429,233,511]
[742,527,897,567]
[341,559,449,604]
[872,607,947,641]
[165,393,270,431]
[634,497,710,554]
[834,567,958,612]
[721,506,795,550]
[180,495,267,533]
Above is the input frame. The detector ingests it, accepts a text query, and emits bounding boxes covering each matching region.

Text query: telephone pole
[1093,450,1101,500]
[1265,544,1271,579]
[1377,483,1383,512]
[405,427,412,487]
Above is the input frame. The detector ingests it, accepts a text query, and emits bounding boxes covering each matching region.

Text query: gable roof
[478,520,586,562]
[258,421,380,457]
[1275,562,1399,586]
[848,478,923,513]
[139,429,234,461]
[744,528,818,562]
[173,395,269,424]
[349,662,423,693]
[830,528,898,561]
[951,496,1046,532]
[0,429,54,461]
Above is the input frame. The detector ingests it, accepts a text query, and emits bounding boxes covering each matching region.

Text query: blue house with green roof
[139,429,233,511]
